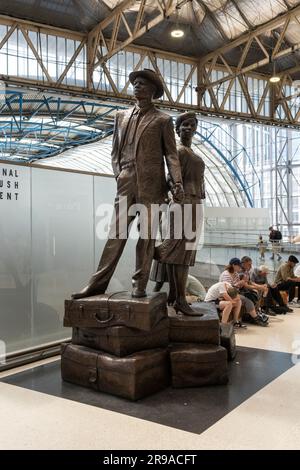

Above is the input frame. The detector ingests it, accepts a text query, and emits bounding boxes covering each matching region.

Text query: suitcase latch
[88,369,97,384]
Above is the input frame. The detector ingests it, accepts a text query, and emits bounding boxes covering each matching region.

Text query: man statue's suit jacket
[111,106,182,204]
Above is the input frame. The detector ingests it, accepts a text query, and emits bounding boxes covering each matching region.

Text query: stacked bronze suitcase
[61,292,170,400]
[168,303,229,387]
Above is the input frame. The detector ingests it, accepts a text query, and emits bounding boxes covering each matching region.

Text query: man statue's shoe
[131,288,147,298]
[71,285,102,299]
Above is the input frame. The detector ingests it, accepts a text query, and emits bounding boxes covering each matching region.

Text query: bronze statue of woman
[155,112,205,316]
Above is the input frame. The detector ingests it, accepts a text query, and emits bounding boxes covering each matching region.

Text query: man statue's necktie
[127,110,140,145]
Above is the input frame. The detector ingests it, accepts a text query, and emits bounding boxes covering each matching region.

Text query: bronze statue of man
[72,69,183,299]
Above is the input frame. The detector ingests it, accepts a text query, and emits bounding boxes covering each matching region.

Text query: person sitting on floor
[204,282,242,327]
[274,255,300,305]
[185,274,206,303]
[251,265,292,314]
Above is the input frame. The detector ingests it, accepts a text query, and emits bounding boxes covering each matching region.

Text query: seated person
[204,281,243,327]
[185,274,206,303]
[274,255,300,304]
[240,256,268,298]
[219,258,268,326]
[239,256,272,318]
[251,265,291,314]
[219,258,242,287]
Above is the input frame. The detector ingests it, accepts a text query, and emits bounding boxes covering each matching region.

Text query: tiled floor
[0,308,299,450]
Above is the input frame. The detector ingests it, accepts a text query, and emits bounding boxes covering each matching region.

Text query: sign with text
[0,166,20,202]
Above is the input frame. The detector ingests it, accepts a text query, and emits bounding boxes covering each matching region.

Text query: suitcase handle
[98,291,130,323]
[79,291,129,324]
[94,312,114,323]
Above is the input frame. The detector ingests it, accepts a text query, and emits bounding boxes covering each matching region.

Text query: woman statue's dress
[155,143,205,266]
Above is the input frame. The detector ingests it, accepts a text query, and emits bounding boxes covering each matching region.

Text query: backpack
[273,230,282,240]
[239,288,259,305]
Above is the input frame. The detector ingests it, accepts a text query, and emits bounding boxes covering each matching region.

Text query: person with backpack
[269,226,282,261]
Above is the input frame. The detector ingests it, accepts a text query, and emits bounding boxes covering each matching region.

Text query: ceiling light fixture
[270,75,280,83]
[269,57,280,83]
[171,29,184,38]
[170,2,184,39]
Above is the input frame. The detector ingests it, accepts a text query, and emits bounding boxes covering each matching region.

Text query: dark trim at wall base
[0,339,70,372]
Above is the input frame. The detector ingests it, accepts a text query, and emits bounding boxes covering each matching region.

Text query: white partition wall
[31,168,95,348]
[0,164,31,354]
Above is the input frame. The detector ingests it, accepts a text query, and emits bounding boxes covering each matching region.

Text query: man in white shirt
[204,282,242,326]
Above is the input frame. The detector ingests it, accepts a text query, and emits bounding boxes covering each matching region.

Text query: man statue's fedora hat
[129,68,164,99]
